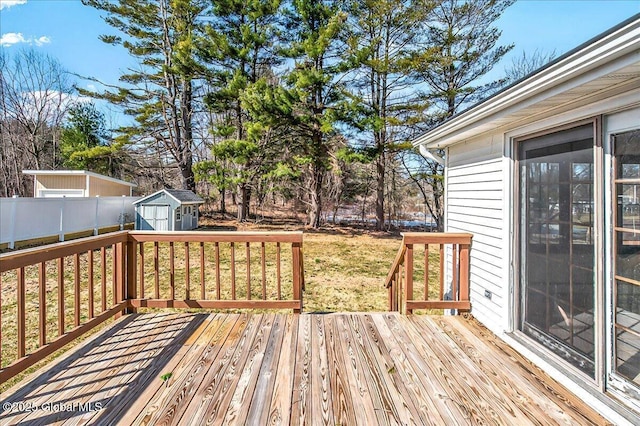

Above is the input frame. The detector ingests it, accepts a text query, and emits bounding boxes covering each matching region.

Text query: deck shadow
[0,313,208,426]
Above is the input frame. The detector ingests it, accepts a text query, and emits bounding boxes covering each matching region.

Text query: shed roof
[412,14,640,150]
[133,188,204,205]
[22,170,137,187]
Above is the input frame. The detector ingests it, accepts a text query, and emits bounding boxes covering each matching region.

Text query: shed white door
[140,205,169,231]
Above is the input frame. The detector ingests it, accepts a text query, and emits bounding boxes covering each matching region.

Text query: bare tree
[0,49,73,196]
[504,49,557,85]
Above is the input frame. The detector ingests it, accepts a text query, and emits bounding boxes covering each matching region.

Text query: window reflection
[614,129,640,385]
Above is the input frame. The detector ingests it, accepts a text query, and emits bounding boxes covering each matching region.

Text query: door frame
[512,117,605,386]
[604,108,640,411]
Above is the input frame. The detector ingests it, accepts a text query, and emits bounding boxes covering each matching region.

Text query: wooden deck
[0,313,608,425]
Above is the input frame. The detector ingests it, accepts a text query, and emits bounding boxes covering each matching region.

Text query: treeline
[0,0,516,229]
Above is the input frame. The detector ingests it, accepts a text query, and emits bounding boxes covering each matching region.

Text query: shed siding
[36,175,86,192]
[88,176,131,197]
[446,134,505,330]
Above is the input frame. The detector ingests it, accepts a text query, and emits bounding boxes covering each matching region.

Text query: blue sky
[1,0,639,96]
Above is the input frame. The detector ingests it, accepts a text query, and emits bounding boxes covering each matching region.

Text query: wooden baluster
[388,276,393,311]
[112,244,117,306]
[452,244,458,302]
[230,242,236,300]
[88,250,94,319]
[39,262,46,347]
[170,242,175,300]
[398,265,403,313]
[74,253,81,327]
[276,242,281,300]
[17,267,25,358]
[58,257,64,336]
[154,242,159,299]
[200,242,205,300]
[439,244,444,301]
[404,244,413,314]
[246,242,251,300]
[215,242,221,300]
[185,242,190,300]
[424,244,429,301]
[261,242,266,300]
[101,247,107,312]
[139,242,145,299]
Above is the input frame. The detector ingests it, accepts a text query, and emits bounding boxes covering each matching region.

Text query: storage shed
[134,189,204,231]
[412,15,640,424]
[23,170,136,197]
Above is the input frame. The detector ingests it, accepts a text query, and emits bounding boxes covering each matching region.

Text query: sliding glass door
[519,123,596,377]
[613,128,640,388]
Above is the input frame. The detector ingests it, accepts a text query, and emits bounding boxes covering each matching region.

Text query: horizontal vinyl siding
[446,136,505,330]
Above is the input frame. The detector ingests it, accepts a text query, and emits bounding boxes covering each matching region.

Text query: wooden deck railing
[385,233,472,314]
[0,231,304,384]
[125,231,304,312]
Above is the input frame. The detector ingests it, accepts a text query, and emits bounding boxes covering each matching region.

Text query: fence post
[59,196,66,242]
[120,195,126,230]
[8,195,18,249]
[94,196,100,235]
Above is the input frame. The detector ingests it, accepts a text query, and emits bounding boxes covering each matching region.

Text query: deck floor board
[0,313,610,425]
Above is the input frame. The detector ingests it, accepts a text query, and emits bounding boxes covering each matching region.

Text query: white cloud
[86,84,97,91]
[0,32,27,47]
[0,0,27,11]
[34,36,50,46]
[0,32,51,47]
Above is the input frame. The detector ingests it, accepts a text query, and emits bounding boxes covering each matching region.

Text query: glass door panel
[519,123,595,377]
[613,129,640,385]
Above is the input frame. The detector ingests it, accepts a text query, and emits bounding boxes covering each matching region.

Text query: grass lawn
[1,220,445,392]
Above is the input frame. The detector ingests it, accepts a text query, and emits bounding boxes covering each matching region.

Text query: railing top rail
[128,231,303,243]
[401,232,472,245]
[384,243,407,288]
[0,231,130,272]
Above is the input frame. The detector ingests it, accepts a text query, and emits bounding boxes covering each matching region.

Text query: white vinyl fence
[0,196,140,248]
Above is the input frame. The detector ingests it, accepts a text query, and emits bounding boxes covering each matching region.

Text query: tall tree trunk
[309,167,323,228]
[375,150,385,231]
[179,80,195,191]
[220,187,226,213]
[237,184,250,221]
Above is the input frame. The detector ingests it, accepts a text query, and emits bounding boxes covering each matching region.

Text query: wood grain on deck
[0,313,609,425]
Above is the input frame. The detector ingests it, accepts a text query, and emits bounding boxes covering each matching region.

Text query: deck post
[292,241,302,314]
[404,243,413,314]
[459,243,470,312]
[126,237,137,314]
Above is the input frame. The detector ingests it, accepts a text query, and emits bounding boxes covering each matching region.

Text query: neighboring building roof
[412,14,640,149]
[133,188,204,205]
[22,169,137,187]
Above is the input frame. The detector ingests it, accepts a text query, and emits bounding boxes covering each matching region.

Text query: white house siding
[445,133,505,333]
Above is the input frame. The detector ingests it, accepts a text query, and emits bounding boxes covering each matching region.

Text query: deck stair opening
[385,232,472,314]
